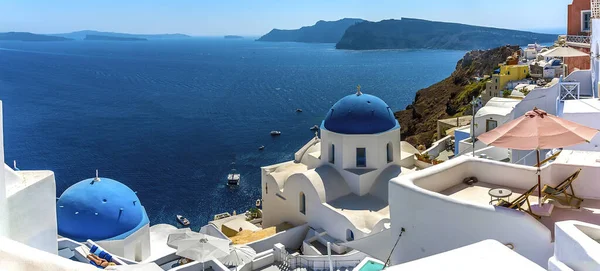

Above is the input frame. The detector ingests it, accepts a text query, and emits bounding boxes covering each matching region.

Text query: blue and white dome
[57,177,149,241]
[323,92,398,134]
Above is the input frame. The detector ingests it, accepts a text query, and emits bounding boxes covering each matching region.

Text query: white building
[524,43,544,60]
[0,101,59,255]
[387,151,600,269]
[261,90,415,252]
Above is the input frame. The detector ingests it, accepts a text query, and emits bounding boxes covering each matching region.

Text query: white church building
[261,89,416,249]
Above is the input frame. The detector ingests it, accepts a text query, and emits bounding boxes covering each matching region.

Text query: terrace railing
[566,35,591,46]
[559,82,581,101]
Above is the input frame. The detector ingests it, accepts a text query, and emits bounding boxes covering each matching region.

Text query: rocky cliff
[257,18,364,43]
[336,18,556,50]
[395,45,520,147]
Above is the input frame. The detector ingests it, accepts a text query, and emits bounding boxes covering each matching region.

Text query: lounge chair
[541,169,583,208]
[496,184,540,219]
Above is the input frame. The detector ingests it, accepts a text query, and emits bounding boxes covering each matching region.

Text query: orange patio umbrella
[477,107,598,201]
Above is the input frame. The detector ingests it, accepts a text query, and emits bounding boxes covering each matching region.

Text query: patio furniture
[495,184,540,219]
[489,188,512,205]
[463,176,478,186]
[541,168,583,209]
[478,107,598,205]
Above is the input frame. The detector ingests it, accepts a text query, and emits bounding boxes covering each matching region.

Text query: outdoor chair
[541,168,583,208]
[496,184,540,219]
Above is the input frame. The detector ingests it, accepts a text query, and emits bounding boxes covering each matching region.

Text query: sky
[0,0,573,36]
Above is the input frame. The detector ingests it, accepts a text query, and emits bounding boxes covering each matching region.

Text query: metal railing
[566,35,591,45]
[513,150,537,166]
[538,151,562,167]
[279,250,360,271]
[559,82,581,101]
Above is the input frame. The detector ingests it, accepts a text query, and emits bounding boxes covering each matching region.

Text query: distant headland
[84,34,147,41]
[224,35,244,39]
[0,32,73,42]
[336,18,557,50]
[50,30,191,40]
[257,17,557,50]
[257,18,364,43]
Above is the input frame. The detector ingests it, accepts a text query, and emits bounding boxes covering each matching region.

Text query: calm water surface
[0,38,465,228]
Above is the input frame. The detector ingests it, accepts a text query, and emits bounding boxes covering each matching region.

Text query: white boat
[270,131,281,136]
[258,145,265,150]
[228,168,240,185]
[296,108,303,112]
[176,215,190,226]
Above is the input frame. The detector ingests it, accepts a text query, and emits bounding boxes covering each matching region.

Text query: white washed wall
[389,157,553,267]
[7,170,58,255]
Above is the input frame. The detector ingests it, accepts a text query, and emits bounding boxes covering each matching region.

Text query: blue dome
[323,93,398,134]
[57,177,149,241]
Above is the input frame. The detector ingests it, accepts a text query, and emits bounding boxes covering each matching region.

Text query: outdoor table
[489,188,512,205]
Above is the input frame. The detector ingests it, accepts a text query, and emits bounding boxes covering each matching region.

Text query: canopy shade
[175,238,230,261]
[477,108,598,150]
[218,245,257,267]
[541,47,589,58]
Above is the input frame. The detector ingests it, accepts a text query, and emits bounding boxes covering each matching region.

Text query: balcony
[565,35,591,48]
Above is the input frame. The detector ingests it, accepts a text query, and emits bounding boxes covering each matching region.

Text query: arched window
[299,192,306,215]
[386,142,393,163]
[329,144,335,164]
[346,229,354,241]
[265,183,268,194]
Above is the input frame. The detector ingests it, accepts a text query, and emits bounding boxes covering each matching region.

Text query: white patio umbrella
[167,230,231,270]
[542,46,589,58]
[167,228,196,248]
[177,238,230,270]
[218,245,257,269]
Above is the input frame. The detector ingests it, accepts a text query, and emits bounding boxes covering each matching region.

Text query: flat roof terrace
[442,181,600,236]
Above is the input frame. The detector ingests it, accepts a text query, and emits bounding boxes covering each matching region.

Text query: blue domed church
[57,176,150,261]
[261,88,415,254]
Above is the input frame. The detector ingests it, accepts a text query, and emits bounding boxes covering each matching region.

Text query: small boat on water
[176,215,190,226]
[228,168,240,186]
[310,125,319,131]
[296,108,303,112]
[259,145,265,150]
[270,131,281,136]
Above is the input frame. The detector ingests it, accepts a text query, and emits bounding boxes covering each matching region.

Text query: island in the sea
[257,18,364,43]
[51,30,190,40]
[224,35,243,39]
[336,18,557,50]
[0,32,73,42]
[84,34,147,41]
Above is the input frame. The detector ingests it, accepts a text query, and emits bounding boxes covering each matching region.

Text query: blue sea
[0,38,465,228]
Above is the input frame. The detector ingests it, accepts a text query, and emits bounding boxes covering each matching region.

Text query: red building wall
[568,0,591,35]
[566,0,591,74]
